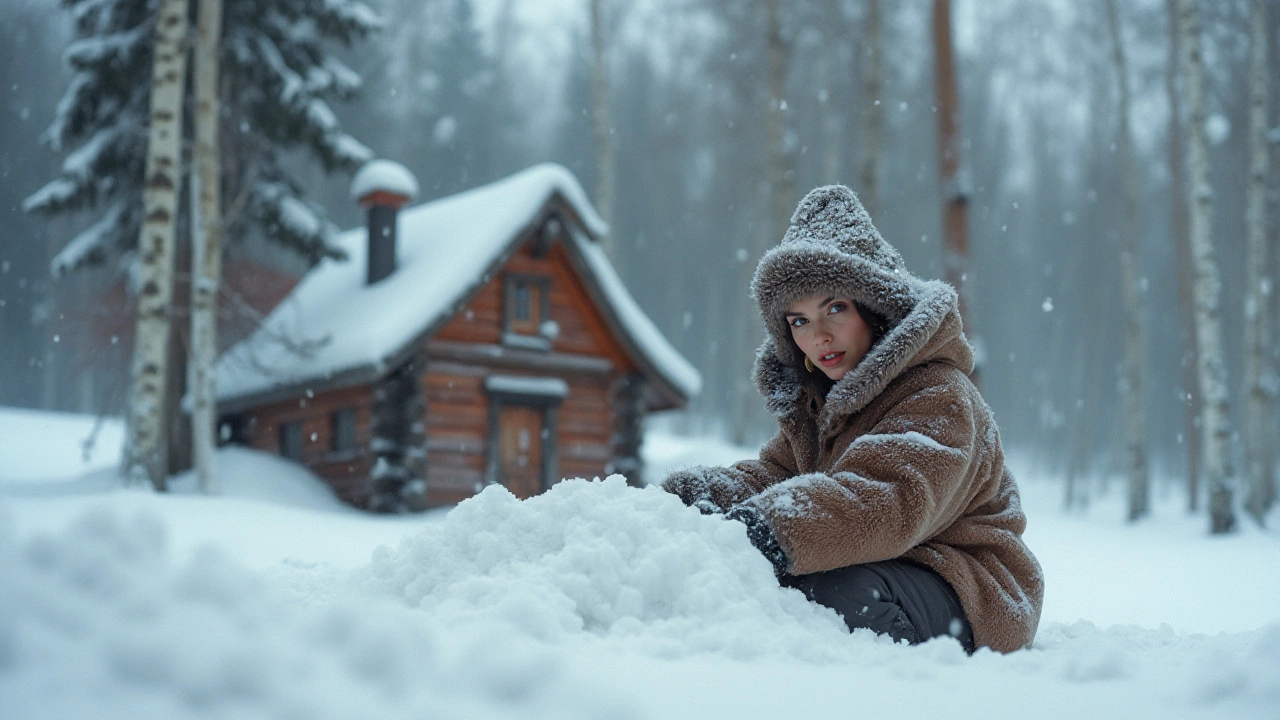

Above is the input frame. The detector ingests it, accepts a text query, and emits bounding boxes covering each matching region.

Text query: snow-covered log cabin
[215,163,700,511]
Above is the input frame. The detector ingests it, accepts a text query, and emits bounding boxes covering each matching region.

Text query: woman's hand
[662,468,723,512]
[726,504,791,577]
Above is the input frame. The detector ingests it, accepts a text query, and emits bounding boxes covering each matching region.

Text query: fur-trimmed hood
[750,185,974,426]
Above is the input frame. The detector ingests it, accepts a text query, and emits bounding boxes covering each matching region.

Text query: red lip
[819,352,845,368]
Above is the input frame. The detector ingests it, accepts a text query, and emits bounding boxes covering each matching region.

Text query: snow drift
[363,475,859,660]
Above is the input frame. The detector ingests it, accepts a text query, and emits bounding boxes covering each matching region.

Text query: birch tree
[190,0,224,494]
[859,0,883,216]
[126,0,189,489]
[1105,0,1150,521]
[1244,0,1275,524]
[1164,0,1202,513]
[1176,0,1236,534]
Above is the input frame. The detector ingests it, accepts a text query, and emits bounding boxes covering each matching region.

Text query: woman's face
[784,295,874,381]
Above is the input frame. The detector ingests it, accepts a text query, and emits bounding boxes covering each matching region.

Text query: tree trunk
[816,0,841,185]
[1176,0,1236,534]
[590,0,616,251]
[190,0,224,494]
[859,0,883,216]
[1244,0,1275,524]
[932,0,973,351]
[765,0,794,246]
[1105,0,1150,521]
[126,0,190,490]
[1164,0,1202,513]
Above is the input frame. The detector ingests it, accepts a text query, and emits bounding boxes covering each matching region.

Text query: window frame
[503,273,551,339]
[330,407,359,456]
[279,420,304,462]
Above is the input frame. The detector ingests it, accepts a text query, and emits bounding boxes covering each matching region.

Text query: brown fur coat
[662,185,1043,653]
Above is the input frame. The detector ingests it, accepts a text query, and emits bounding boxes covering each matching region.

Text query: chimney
[350,160,419,285]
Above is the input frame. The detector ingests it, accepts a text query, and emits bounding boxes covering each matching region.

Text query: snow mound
[165,447,350,513]
[0,507,624,720]
[365,475,856,660]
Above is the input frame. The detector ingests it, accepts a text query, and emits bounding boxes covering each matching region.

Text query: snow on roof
[350,159,419,201]
[216,163,699,406]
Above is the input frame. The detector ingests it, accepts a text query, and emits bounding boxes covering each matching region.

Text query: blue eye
[828,303,846,314]
[789,317,807,328]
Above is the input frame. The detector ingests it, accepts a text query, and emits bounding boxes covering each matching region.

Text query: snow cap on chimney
[351,159,419,208]
[353,160,418,285]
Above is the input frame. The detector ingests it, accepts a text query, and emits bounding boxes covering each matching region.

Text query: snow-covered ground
[1,407,1277,719]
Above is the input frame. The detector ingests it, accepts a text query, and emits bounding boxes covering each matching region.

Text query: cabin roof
[215,163,701,410]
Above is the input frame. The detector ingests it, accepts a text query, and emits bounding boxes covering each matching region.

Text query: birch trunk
[1244,0,1275,524]
[590,0,615,252]
[1106,0,1150,521]
[1165,0,1202,512]
[125,0,190,490]
[1177,0,1236,534]
[190,0,224,494]
[860,0,883,216]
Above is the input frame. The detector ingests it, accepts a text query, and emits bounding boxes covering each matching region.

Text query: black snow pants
[781,559,974,652]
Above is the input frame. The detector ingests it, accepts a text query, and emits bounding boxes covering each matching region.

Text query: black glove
[726,504,790,577]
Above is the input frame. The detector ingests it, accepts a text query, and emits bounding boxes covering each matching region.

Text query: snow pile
[165,447,350,513]
[0,508,623,720]
[0,408,124,485]
[365,475,854,660]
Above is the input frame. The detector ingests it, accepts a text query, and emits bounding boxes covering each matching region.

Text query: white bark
[1164,0,1202,512]
[1177,0,1236,534]
[1244,0,1275,523]
[191,0,224,494]
[125,0,190,491]
[1106,0,1150,521]
[590,0,615,251]
[859,0,883,216]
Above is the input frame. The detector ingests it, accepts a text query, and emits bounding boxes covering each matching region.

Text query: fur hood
[750,185,975,427]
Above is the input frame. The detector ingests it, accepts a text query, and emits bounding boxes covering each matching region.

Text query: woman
[663,185,1043,653]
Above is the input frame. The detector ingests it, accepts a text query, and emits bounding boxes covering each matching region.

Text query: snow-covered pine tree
[26,0,378,276]
[220,0,377,261]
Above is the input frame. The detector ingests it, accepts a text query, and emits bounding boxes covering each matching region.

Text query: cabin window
[504,274,551,339]
[279,421,304,461]
[331,408,358,454]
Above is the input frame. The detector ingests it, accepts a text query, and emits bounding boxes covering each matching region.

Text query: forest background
[1,0,1277,529]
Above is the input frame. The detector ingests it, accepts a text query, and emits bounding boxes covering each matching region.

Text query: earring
[804,356,815,373]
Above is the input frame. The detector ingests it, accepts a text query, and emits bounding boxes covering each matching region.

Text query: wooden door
[498,405,543,498]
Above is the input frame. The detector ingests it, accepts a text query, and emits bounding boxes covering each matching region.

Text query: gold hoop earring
[804,356,815,373]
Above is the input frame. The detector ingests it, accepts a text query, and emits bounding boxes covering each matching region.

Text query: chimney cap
[351,160,419,206]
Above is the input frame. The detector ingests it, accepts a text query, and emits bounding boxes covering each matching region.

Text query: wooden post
[932,0,973,340]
